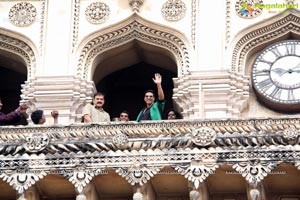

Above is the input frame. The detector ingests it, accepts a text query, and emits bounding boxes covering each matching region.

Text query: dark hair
[120,110,130,117]
[166,109,182,119]
[31,110,44,124]
[93,92,105,98]
[144,90,155,98]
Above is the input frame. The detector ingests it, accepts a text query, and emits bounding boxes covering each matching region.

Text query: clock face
[252,40,300,111]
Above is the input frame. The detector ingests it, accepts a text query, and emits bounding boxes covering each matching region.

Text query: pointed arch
[230,9,300,74]
[76,13,193,80]
[0,28,38,79]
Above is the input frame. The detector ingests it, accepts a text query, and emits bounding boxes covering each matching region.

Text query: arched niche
[0,28,37,115]
[230,9,300,75]
[75,14,191,118]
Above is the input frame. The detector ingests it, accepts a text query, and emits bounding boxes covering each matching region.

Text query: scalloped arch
[0,28,37,79]
[231,9,300,74]
[76,14,192,80]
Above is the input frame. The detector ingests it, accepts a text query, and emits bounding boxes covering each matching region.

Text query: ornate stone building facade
[0,0,300,199]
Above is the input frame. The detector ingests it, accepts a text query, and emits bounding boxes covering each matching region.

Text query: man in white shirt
[82,92,110,123]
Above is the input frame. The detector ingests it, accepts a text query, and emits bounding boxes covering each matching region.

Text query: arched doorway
[95,62,176,120]
[0,53,27,124]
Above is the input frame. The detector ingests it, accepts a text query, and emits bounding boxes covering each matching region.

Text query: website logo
[235,0,264,18]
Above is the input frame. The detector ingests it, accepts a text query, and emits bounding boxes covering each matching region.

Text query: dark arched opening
[0,53,27,125]
[95,62,176,120]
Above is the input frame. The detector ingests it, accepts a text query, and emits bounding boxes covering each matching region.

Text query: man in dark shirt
[136,73,165,121]
[0,98,28,125]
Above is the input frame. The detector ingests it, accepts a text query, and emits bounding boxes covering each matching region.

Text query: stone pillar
[133,183,156,200]
[83,183,100,200]
[246,182,266,200]
[21,76,95,124]
[24,186,42,200]
[188,181,209,200]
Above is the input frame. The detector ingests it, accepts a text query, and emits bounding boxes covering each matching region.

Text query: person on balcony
[136,73,165,122]
[31,110,59,125]
[166,109,182,120]
[119,110,130,122]
[0,98,28,126]
[82,92,110,123]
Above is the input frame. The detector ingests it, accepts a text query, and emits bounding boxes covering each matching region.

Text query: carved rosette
[0,172,47,194]
[115,166,161,186]
[133,191,143,200]
[282,127,299,140]
[161,0,186,21]
[189,190,200,200]
[112,132,129,148]
[129,0,144,12]
[192,127,216,146]
[233,161,277,186]
[23,133,50,153]
[175,162,219,189]
[85,2,110,24]
[9,2,37,27]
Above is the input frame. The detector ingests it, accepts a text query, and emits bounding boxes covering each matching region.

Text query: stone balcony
[0,118,300,200]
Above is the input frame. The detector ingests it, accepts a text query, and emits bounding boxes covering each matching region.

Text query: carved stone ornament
[235,0,263,19]
[85,2,110,24]
[115,166,161,186]
[175,162,219,189]
[161,0,186,21]
[66,171,97,193]
[0,172,47,194]
[9,2,37,27]
[112,132,128,148]
[232,161,277,186]
[76,194,87,200]
[23,133,50,153]
[129,0,144,12]
[192,127,216,146]
[282,127,299,140]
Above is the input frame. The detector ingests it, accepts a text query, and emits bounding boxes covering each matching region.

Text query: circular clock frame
[251,40,300,112]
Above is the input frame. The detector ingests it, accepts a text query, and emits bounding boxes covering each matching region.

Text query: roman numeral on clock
[258,78,273,91]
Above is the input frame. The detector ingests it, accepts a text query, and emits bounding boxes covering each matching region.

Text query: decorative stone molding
[76,14,191,79]
[129,0,144,12]
[66,170,103,193]
[115,166,161,186]
[0,32,37,79]
[23,133,50,153]
[85,2,110,24]
[0,172,47,194]
[176,161,219,189]
[232,161,277,186]
[161,0,186,21]
[72,0,81,52]
[231,10,300,73]
[9,2,37,27]
[173,70,250,119]
[21,76,95,123]
[0,118,299,192]
[192,127,216,146]
[191,0,197,49]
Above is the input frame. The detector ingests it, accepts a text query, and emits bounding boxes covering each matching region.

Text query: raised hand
[152,73,162,85]
[18,104,28,113]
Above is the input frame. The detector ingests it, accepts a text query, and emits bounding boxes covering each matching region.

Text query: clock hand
[271,68,288,76]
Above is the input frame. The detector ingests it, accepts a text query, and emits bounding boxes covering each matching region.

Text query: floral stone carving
[85,2,110,24]
[23,133,50,153]
[192,127,216,146]
[161,0,186,21]
[9,2,37,27]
